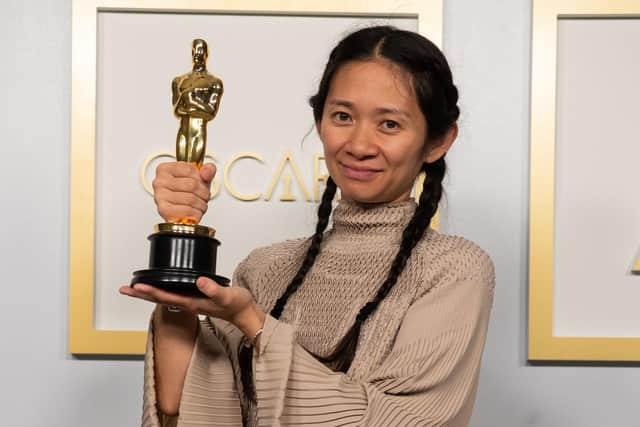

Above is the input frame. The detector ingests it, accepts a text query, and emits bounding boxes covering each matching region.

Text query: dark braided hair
[271,176,337,318]
[271,26,459,372]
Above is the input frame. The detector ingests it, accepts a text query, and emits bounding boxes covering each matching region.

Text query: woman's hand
[119,278,266,339]
[153,162,216,223]
[122,280,266,415]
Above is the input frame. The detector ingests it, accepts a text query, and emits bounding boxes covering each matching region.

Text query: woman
[121,26,494,427]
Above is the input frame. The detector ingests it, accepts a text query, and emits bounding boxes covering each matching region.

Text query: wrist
[154,304,198,328]
[232,303,266,340]
[152,305,199,346]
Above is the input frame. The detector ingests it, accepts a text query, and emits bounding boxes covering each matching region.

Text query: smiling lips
[340,162,382,180]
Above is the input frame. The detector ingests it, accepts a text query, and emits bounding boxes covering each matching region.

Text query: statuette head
[192,39,208,66]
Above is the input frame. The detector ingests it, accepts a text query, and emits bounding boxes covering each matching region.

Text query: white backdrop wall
[2,1,640,426]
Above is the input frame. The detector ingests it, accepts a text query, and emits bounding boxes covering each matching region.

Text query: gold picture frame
[69,0,443,355]
[529,0,640,361]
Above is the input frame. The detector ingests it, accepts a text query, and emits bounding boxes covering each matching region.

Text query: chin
[334,176,407,204]
[340,191,388,204]
[339,186,411,205]
[336,182,382,203]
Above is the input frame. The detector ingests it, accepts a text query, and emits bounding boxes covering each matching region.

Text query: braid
[321,158,446,372]
[270,177,337,319]
[239,178,337,425]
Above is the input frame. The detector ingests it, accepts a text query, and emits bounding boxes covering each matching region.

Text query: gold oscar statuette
[131,39,229,295]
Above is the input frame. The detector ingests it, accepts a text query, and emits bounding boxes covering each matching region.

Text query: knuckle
[177,162,195,176]
[151,177,162,191]
[177,206,192,218]
[190,209,203,221]
[198,186,210,199]
[158,201,175,216]
[154,190,168,205]
[220,293,232,307]
[153,178,171,195]
[189,194,201,208]
[172,162,186,176]
[156,162,175,177]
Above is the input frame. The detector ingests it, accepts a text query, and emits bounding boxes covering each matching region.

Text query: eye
[332,111,352,123]
[381,120,400,130]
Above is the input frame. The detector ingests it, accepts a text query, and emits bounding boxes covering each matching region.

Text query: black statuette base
[131,230,229,297]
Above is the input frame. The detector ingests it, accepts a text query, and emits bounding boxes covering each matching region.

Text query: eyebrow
[375,107,411,119]
[327,99,411,119]
[327,99,354,108]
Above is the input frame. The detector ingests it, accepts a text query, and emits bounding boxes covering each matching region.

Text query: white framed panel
[69,0,441,354]
[553,18,640,338]
[528,0,640,361]
[94,12,418,332]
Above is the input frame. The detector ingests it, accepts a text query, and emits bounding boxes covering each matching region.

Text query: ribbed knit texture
[142,200,495,427]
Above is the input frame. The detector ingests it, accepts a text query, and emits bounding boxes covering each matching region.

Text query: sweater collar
[331,199,417,235]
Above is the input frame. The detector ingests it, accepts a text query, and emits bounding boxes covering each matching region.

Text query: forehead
[193,42,207,52]
[328,60,416,107]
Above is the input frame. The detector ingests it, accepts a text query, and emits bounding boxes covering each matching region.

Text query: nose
[346,123,378,159]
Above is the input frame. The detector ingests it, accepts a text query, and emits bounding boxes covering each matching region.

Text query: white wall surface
[2,1,640,426]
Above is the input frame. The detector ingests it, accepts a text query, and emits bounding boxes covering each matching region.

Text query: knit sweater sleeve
[253,276,494,427]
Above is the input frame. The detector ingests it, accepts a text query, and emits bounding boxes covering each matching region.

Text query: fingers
[154,175,211,201]
[156,161,199,179]
[119,285,161,304]
[157,201,204,224]
[199,163,216,185]
[124,283,200,313]
[153,161,215,222]
[120,280,248,325]
[155,193,208,221]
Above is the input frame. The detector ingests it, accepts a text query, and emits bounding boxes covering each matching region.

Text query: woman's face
[318,60,429,204]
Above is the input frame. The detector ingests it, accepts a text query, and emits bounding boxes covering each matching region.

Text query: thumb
[199,163,216,185]
[196,276,221,299]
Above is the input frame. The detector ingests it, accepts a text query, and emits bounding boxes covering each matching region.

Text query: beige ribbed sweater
[142,200,495,427]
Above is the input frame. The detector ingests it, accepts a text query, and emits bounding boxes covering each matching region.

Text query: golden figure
[130,39,226,293]
[172,39,223,166]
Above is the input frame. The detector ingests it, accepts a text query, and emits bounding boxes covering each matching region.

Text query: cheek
[387,145,425,180]
[319,127,342,158]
